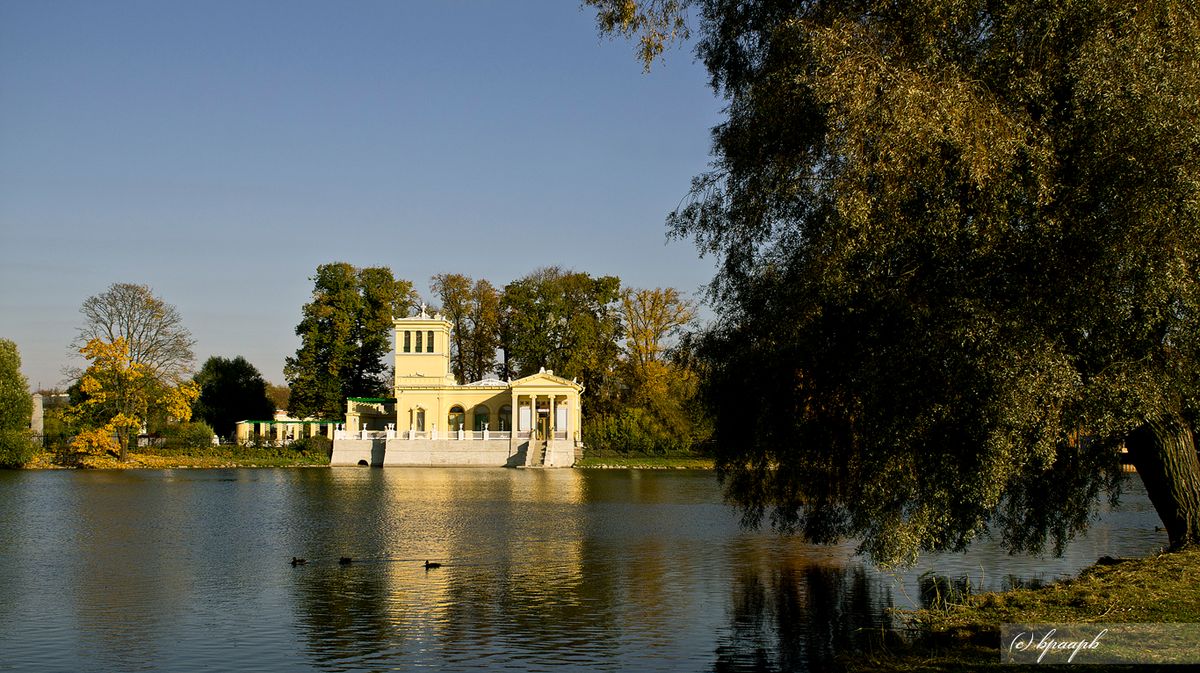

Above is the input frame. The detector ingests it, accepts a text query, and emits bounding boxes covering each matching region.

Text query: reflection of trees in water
[431,471,622,665]
[713,560,893,673]
[294,563,405,668]
[436,558,621,661]
[294,557,624,669]
[289,470,407,668]
[71,474,195,671]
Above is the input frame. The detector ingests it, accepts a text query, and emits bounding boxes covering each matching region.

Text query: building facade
[235,410,338,445]
[330,312,583,467]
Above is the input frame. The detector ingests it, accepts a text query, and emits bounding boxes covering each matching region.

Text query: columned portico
[506,368,582,467]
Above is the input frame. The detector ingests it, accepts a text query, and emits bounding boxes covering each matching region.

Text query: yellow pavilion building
[329,311,583,467]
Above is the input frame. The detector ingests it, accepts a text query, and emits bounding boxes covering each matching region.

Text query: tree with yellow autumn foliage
[70,337,198,461]
[583,286,708,455]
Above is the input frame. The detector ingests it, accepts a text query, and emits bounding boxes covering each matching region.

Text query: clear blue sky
[0,1,724,389]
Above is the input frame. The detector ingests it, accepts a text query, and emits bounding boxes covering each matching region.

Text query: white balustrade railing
[334,429,394,440]
[334,428,515,442]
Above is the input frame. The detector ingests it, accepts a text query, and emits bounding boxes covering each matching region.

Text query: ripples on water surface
[0,468,1166,672]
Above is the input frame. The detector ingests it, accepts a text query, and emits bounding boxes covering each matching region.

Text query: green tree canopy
[593,0,1200,563]
[0,339,37,468]
[193,356,276,440]
[499,267,623,407]
[265,382,290,412]
[431,273,501,384]
[285,263,416,419]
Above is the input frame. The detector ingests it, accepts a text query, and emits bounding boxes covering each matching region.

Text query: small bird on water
[424,560,442,569]
[339,556,353,565]
[291,557,307,567]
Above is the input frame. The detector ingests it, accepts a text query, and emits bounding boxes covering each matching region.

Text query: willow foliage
[594,0,1200,564]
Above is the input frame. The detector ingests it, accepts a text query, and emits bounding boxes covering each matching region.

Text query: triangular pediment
[510,370,583,391]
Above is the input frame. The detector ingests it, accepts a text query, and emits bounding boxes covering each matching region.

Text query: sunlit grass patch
[847,548,1200,672]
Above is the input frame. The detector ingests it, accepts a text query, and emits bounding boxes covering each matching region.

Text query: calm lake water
[0,468,1165,672]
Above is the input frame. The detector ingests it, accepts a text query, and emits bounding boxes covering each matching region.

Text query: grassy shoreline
[21,449,713,470]
[847,548,1200,671]
[574,454,715,469]
[23,446,329,470]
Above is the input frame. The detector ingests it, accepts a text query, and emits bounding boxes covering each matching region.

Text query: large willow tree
[592,0,1200,564]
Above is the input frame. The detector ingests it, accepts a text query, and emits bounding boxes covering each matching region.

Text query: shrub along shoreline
[24,444,330,469]
[23,433,333,469]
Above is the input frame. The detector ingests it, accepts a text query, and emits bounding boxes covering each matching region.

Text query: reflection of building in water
[390,469,588,648]
[331,312,583,467]
[305,469,589,658]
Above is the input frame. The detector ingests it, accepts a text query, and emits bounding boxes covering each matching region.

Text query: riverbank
[23,446,329,469]
[846,548,1200,671]
[574,454,714,469]
[19,449,712,470]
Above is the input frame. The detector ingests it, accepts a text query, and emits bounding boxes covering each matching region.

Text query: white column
[530,395,538,438]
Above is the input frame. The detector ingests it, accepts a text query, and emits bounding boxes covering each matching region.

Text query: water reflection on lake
[0,468,1165,672]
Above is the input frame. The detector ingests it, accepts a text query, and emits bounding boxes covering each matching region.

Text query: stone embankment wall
[331,439,576,467]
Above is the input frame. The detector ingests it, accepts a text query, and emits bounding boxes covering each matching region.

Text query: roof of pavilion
[509,369,583,392]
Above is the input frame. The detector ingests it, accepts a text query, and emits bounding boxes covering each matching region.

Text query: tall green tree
[593,0,1200,562]
[431,273,501,383]
[193,356,276,440]
[499,267,623,406]
[0,339,37,468]
[285,263,416,419]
